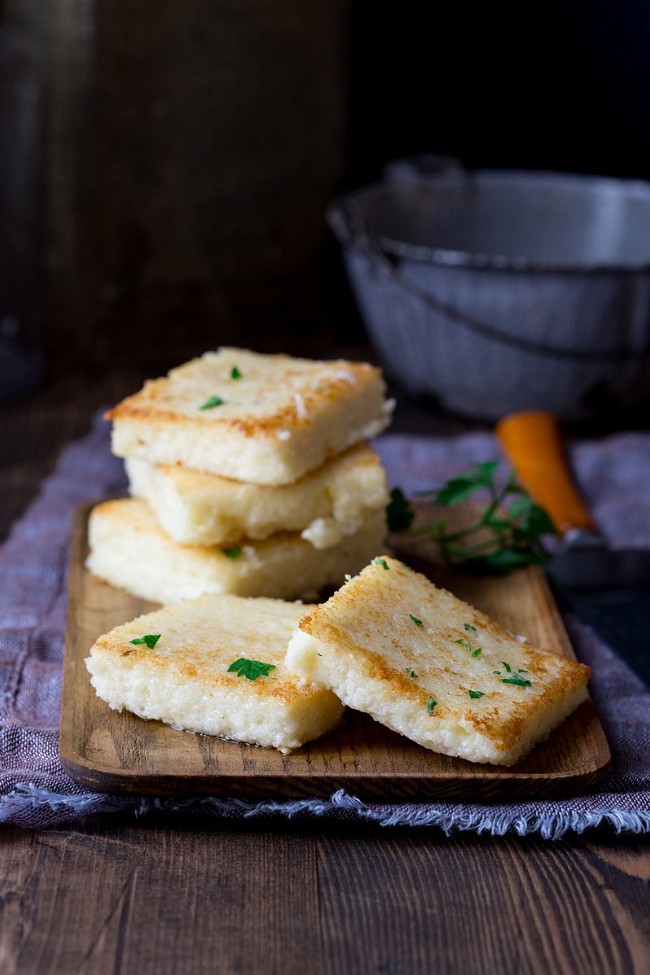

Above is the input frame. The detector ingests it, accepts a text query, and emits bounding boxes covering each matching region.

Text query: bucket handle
[329,198,645,364]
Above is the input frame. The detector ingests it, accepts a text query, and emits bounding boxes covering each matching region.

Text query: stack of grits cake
[84,347,590,761]
[86,347,394,605]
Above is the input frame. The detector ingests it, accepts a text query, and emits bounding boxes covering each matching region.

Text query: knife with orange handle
[495,410,597,538]
[495,410,650,686]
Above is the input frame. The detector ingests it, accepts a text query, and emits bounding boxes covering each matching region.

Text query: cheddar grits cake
[286,556,591,766]
[108,347,394,485]
[85,594,344,753]
[124,442,389,548]
[86,498,387,604]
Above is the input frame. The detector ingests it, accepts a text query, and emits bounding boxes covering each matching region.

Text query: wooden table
[1,365,648,975]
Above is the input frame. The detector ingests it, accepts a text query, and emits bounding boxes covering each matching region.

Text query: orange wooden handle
[495,411,597,535]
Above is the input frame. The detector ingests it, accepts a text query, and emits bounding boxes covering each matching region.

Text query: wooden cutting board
[60,502,611,801]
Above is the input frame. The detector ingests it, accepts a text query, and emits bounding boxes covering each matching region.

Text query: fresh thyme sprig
[387,461,556,573]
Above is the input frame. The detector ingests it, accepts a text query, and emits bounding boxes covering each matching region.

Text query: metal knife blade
[495,411,650,686]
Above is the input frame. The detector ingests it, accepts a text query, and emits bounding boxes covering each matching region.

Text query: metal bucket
[327,159,650,421]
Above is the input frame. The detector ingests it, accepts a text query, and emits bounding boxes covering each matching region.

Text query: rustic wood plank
[316,830,650,975]
[0,822,321,974]
[60,503,610,801]
[0,823,648,975]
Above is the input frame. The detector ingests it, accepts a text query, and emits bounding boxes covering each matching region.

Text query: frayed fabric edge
[338,797,650,840]
[0,784,135,823]
[2,784,650,839]
[325,791,650,839]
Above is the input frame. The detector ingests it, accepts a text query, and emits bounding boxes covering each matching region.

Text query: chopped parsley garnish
[230,366,242,379]
[427,697,437,714]
[502,674,532,688]
[388,462,555,573]
[464,623,477,632]
[456,636,482,657]
[129,633,161,649]
[405,668,419,680]
[227,658,276,681]
[200,395,225,410]
[409,614,423,628]
[222,544,242,559]
[502,661,512,672]
[373,558,389,570]
[468,689,485,699]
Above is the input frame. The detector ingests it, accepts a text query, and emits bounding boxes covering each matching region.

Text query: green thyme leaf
[405,668,419,680]
[464,623,477,632]
[373,558,389,570]
[502,674,532,688]
[200,395,225,410]
[502,661,512,672]
[507,495,555,537]
[130,633,161,649]
[471,647,482,658]
[468,689,485,699]
[455,638,472,651]
[386,487,415,532]
[402,462,556,574]
[427,697,437,714]
[230,366,242,379]
[410,614,423,628]
[227,658,277,681]
[222,544,242,559]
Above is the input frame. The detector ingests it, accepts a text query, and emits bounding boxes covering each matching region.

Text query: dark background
[2,1,650,386]
[336,1,650,358]
[344,1,650,190]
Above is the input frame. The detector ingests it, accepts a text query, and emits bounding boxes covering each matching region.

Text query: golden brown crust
[295,555,591,759]
[88,593,322,708]
[106,350,385,438]
[105,348,393,484]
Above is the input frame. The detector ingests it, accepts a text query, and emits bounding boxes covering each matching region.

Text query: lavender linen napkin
[1,413,649,835]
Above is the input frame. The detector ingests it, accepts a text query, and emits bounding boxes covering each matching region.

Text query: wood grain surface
[1,820,648,975]
[60,502,610,801]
